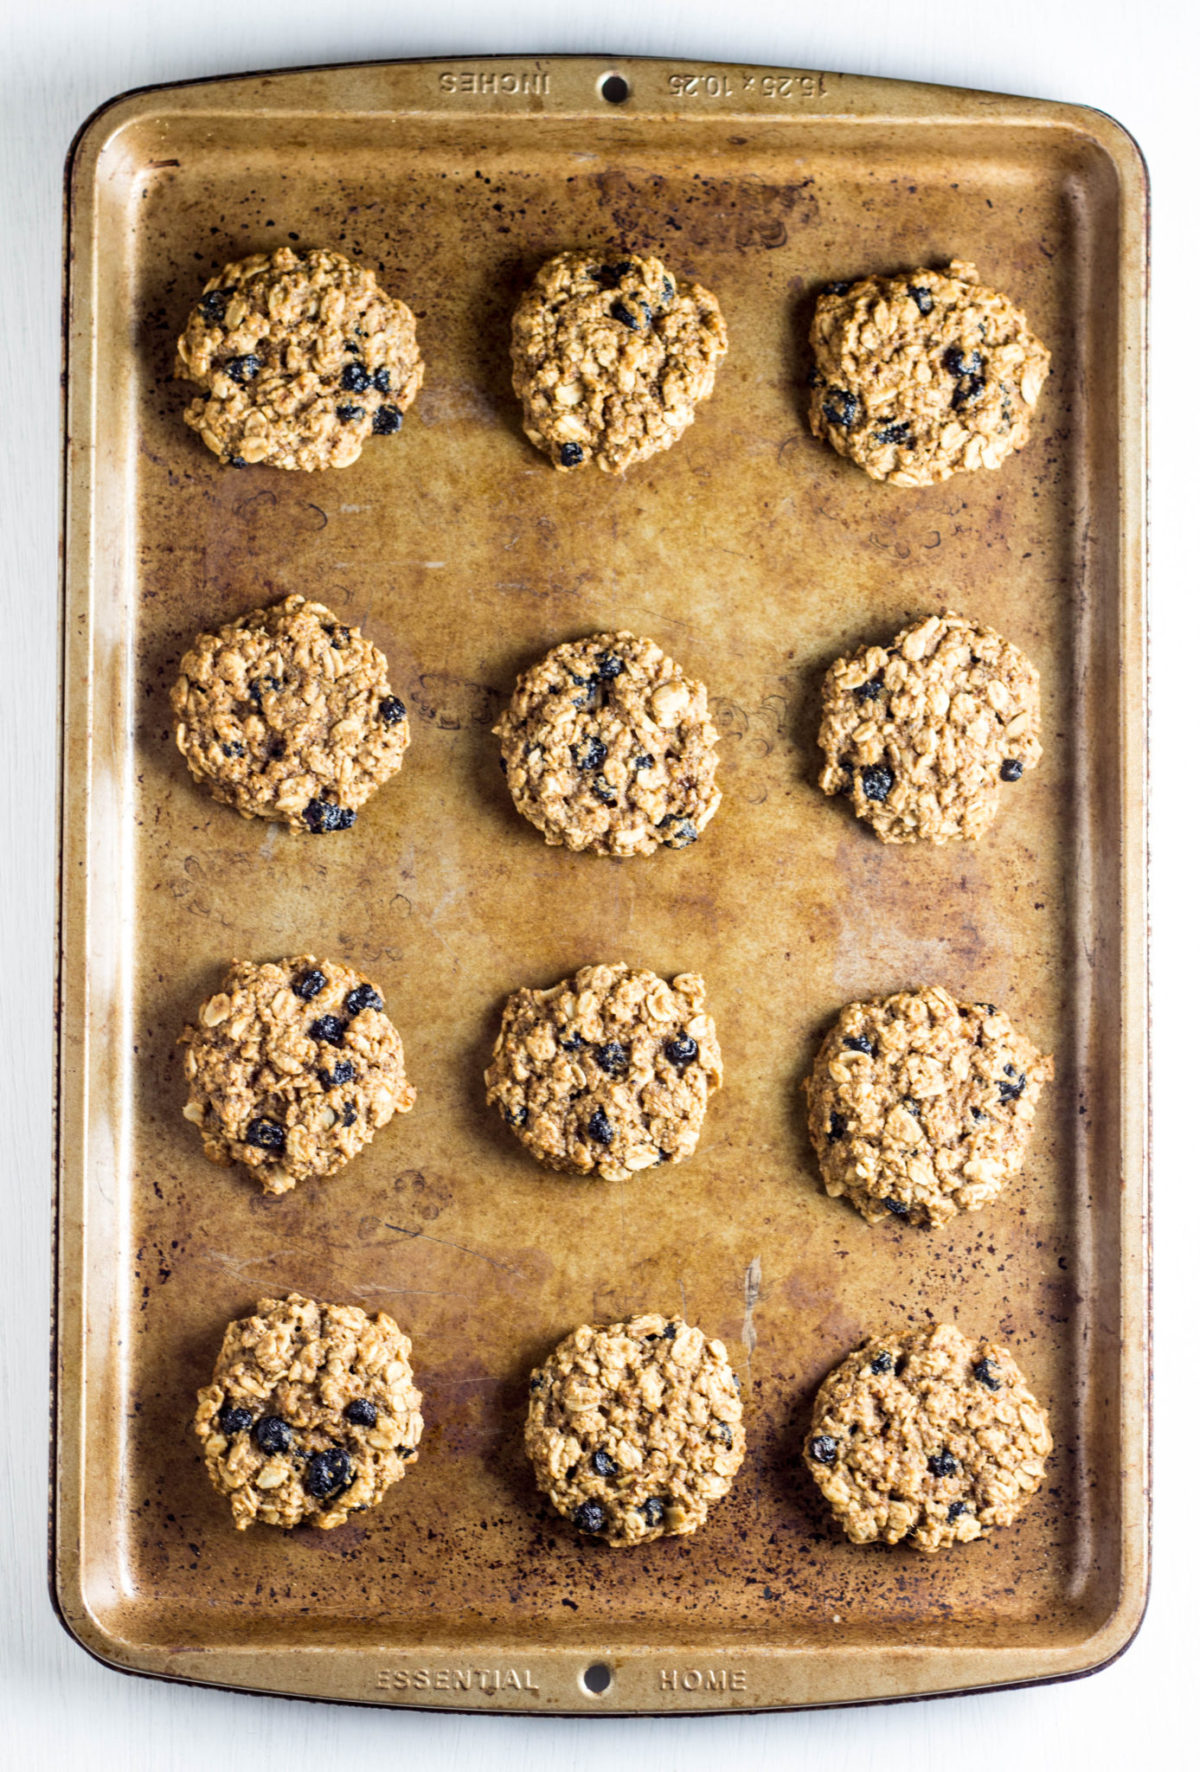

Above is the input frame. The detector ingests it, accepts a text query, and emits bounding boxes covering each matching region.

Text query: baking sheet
[55,55,1148,1712]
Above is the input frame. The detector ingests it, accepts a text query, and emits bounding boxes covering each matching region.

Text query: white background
[0,0,1189,1765]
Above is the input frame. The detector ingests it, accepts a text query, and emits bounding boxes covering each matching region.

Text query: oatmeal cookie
[175,246,423,470]
[817,611,1042,844]
[485,962,721,1179]
[805,1322,1052,1551]
[804,986,1053,1228]
[170,594,410,833]
[526,1314,745,1545]
[511,251,727,474]
[809,259,1050,485]
[194,1292,423,1530]
[494,632,721,856]
[180,956,416,1195]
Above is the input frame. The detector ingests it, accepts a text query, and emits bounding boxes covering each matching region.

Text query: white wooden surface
[1,1,1190,1764]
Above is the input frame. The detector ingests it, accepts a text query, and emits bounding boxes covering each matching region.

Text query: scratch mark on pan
[382,1222,526,1277]
[743,1256,762,1358]
[194,1251,469,1298]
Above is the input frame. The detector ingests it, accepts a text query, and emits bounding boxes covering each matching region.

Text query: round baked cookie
[170,594,411,833]
[484,962,721,1179]
[809,258,1049,485]
[805,1322,1052,1552]
[804,986,1053,1228]
[526,1314,745,1545]
[194,1292,424,1530]
[494,632,721,857]
[175,246,423,470]
[511,250,728,474]
[180,956,416,1195]
[817,611,1042,844]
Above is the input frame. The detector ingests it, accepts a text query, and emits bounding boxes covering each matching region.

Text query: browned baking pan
[56,54,1148,1712]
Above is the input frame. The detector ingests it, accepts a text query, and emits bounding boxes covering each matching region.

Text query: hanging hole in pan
[582,1660,613,1694]
[600,72,630,104]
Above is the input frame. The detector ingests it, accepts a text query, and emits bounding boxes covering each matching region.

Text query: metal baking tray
[55,55,1148,1712]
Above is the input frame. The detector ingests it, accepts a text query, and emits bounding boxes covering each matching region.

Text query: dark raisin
[302,799,356,833]
[825,279,851,295]
[247,674,281,709]
[228,456,247,468]
[344,983,383,1017]
[948,1501,969,1520]
[613,259,635,277]
[874,421,911,446]
[843,1034,875,1056]
[611,299,641,330]
[373,366,391,392]
[828,1111,847,1142]
[657,815,698,848]
[591,1449,618,1477]
[807,364,825,388]
[220,740,245,758]
[822,388,859,429]
[379,695,407,725]
[573,1500,606,1534]
[293,969,326,1001]
[869,1352,893,1375]
[587,1107,614,1146]
[664,1034,698,1068]
[908,285,934,315]
[198,287,232,323]
[309,1015,346,1047]
[713,1421,734,1447]
[595,1042,628,1075]
[903,1097,921,1115]
[883,1197,909,1217]
[505,1105,528,1127]
[592,780,617,805]
[217,1402,254,1435]
[951,373,986,410]
[341,362,371,393]
[973,1359,1001,1391]
[634,753,654,769]
[596,651,623,679]
[372,405,403,435]
[561,1032,584,1052]
[928,1450,958,1478]
[860,763,894,802]
[810,1435,838,1465]
[317,1060,355,1090]
[336,403,365,422]
[529,1371,547,1394]
[344,1398,377,1428]
[970,1106,985,1122]
[344,338,361,354]
[559,442,585,467]
[305,1447,353,1499]
[943,346,983,378]
[253,1415,291,1454]
[999,758,1023,782]
[342,1103,357,1127]
[245,1117,285,1151]
[225,353,261,383]
[659,276,675,306]
[572,736,608,770]
[640,1497,666,1528]
[852,674,884,702]
[998,1072,1026,1104]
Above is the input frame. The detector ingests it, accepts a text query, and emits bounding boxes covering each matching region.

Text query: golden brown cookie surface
[485,962,721,1179]
[180,957,416,1194]
[817,612,1041,844]
[804,986,1053,1227]
[175,246,422,470]
[494,631,721,857]
[194,1293,423,1530]
[526,1314,744,1545]
[805,1323,1052,1551]
[511,251,727,474]
[171,594,410,833]
[809,260,1049,485]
